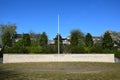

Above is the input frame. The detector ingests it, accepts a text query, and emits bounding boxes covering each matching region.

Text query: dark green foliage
[30,32,41,46]
[3,46,28,53]
[114,51,120,58]
[70,30,84,46]
[71,46,85,53]
[69,30,85,53]
[103,49,113,53]
[54,34,63,53]
[85,33,93,47]
[41,45,64,53]
[14,39,24,47]
[54,34,63,45]
[63,45,72,53]
[63,45,85,53]
[3,45,42,53]
[42,45,57,53]
[22,34,31,46]
[102,31,114,49]
[39,32,48,46]
[59,45,63,53]
[2,32,12,47]
[84,47,91,53]
[92,44,104,53]
[27,46,42,53]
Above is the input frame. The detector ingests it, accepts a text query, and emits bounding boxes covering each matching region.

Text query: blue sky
[0,0,120,39]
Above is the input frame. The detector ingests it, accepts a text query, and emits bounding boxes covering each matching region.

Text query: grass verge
[0,62,120,80]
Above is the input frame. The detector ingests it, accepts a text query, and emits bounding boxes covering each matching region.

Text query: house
[13,34,102,46]
[13,34,23,42]
[62,36,70,45]
[49,36,102,45]
[48,36,70,45]
[92,36,102,44]
[48,40,55,45]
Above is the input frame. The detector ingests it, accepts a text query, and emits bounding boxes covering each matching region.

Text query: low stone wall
[3,54,115,63]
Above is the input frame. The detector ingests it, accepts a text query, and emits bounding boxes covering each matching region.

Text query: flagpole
[58,15,60,54]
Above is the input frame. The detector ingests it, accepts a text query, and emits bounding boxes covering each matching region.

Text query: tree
[0,24,16,47]
[54,34,63,45]
[29,31,41,46]
[2,31,12,47]
[108,30,120,48]
[39,32,48,46]
[70,29,84,46]
[22,34,31,46]
[54,34,63,53]
[102,31,114,49]
[14,39,24,47]
[0,24,16,35]
[85,33,93,47]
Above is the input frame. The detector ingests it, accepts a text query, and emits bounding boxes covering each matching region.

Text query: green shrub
[41,45,57,53]
[71,46,85,53]
[114,51,120,58]
[3,46,29,53]
[92,45,104,53]
[84,47,92,53]
[27,46,42,53]
[63,45,71,53]
[103,49,113,53]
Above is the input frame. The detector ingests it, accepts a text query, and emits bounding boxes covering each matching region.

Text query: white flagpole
[58,15,60,54]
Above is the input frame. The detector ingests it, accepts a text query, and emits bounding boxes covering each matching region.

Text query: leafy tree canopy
[0,23,16,36]
[2,31,12,47]
[0,23,16,48]
[70,29,84,46]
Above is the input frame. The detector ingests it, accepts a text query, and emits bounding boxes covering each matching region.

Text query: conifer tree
[39,32,48,46]
[85,33,93,47]
[102,31,113,49]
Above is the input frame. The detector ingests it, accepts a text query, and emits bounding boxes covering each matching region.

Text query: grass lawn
[0,62,120,80]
